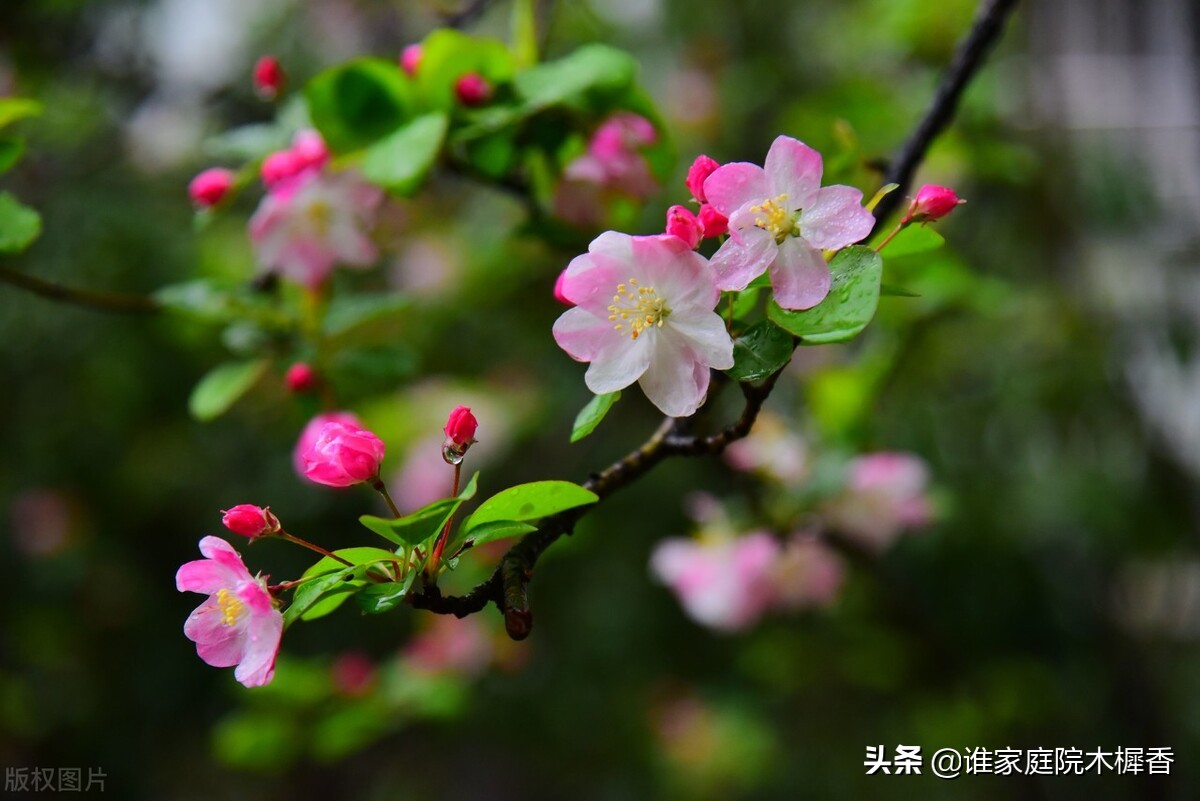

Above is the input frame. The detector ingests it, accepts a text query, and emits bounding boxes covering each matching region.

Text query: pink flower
[555,113,659,227]
[650,532,780,631]
[400,44,423,76]
[905,184,964,223]
[293,411,363,478]
[176,536,282,687]
[704,135,874,310]
[723,411,807,484]
[299,419,386,487]
[249,167,382,288]
[331,651,377,697]
[769,534,845,610]
[552,232,734,417]
[188,168,234,208]
[402,615,493,677]
[443,406,478,446]
[454,72,493,106]
[697,204,728,238]
[260,130,331,193]
[220,504,280,538]
[553,268,572,306]
[826,452,933,551]
[665,205,703,250]
[686,154,721,203]
[284,362,317,393]
[253,55,285,99]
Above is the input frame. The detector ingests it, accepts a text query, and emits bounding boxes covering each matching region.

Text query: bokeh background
[3,0,1200,799]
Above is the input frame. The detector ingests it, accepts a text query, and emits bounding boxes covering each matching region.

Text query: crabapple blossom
[299,419,387,487]
[686,154,721,204]
[188,168,234,208]
[454,72,493,106]
[252,55,285,99]
[442,405,478,464]
[905,184,964,223]
[703,135,874,310]
[650,532,780,632]
[402,615,493,677]
[664,205,703,249]
[249,140,381,288]
[284,362,317,393]
[176,536,282,687]
[400,44,423,76]
[825,452,933,551]
[552,232,734,417]
[555,112,659,227]
[697,204,728,238]
[293,411,362,478]
[331,651,377,697]
[260,130,330,192]
[769,533,845,610]
[553,268,572,305]
[220,504,279,538]
[723,411,808,485]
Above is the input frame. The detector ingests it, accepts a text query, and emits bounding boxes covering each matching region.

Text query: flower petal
[710,224,776,291]
[197,536,251,581]
[553,306,621,362]
[764,136,822,208]
[184,598,244,668]
[632,236,720,312]
[770,238,832,310]
[233,610,283,688]
[702,162,768,218]
[584,331,652,394]
[800,185,875,250]
[668,310,735,370]
[637,330,710,417]
[176,558,241,595]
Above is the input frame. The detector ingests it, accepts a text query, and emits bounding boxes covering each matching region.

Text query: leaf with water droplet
[461,480,598,534]
[768,246,883,345]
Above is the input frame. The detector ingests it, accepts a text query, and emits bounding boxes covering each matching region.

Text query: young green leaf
[727,320,794,382]
[0,137,25,175]
[287,547,399,624]
[570,391,620,443]
[0,98,42,130]
[514,44,637,110]
[462,480,598,531]
[356,570,418,614]
[359,472,479,547]
[0,192,41,253]
[306,58,414,152]
[453,519,537,553]
[187,359,269,421]
[768,246,883,345]
[361,112,448,194]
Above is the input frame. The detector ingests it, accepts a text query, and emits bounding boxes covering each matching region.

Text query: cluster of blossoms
[555,112,660,227]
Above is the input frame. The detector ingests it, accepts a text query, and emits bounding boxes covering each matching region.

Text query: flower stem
[369,476,402,518]
[873,219,909,253]
[428,461,462,581]
[279,530,354,567]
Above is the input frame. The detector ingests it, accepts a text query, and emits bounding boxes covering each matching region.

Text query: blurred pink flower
[552,232,733,417]
[284,362,318,394]
[650,532,780,632]
[454,72,493,106]
[554,112,659,227]
[188,167,234,208]
[400,44,423,76]
[331,651,377,697]
[176,536,282,687]
[402,615,493,677]
[704,135,874,310]
[299,420,387,488]
[770,533,845,610]
[253,55,285,99]
[723,412,808,485]
[826,452,933,551]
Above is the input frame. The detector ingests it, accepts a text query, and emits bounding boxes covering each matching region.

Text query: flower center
[216,588,245,627]
[608,278,670,341]
[306,199,332,234]
[750,194,796,243]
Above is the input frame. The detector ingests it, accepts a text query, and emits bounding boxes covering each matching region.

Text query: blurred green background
[3,0,1198,799]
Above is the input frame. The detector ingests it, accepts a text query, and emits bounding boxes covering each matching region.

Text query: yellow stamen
[216,588,245,627]
[748,194,796,243]
[607,277,670,341]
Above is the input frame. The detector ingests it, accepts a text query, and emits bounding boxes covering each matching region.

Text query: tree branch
[0,265,160,314]
[870,0,1021,227]
[406,0,1022,638]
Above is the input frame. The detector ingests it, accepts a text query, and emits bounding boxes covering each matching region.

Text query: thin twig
[443,0,499,29]
[870,0,1021,228]
[0,265,160,314]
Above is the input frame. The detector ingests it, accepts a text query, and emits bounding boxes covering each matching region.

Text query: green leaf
[0,192,41,253]
[288,547,399,623]
[868,224,944,258]
[0,98,42,130]
[570,391,620,443]
[359,472,479,547]
[730,287,761,321]
[768,246,883,345]
[187,359,268,421]
[361,112,448,194]
[880,283,921,298]
[323,292,413,337]
[355,570,418,614]
[727,320,794,381]
[306,58,414,152]
[456,519,537,550]
[417,30,515,111]
[0,136,25,174]
[514,44,637,110]
[462,480,598,531]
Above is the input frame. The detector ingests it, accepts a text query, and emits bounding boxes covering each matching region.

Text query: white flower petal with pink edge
[704,135,875,310]
[176,536,283,688]
[552,233,733,418]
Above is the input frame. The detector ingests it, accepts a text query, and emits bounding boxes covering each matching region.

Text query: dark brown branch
[0,265,160,314]
[870,0,1021,228]
[443,0,499,29]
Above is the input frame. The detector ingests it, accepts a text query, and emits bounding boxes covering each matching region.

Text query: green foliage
[0,97,42,130]
[513,44,637,111]
[355,570,418,614]
[728,320,794,381]
[416,29,515,111]
[0,192,41,253]
[570,391,621,442]
[769,246,883,344]
[187,359,269,421]
[461,480,598,532]
[359,472,478,548]
[306,58,415,152]
[286,547,399,624]
[0,137,25,175]
[361,112,449,194]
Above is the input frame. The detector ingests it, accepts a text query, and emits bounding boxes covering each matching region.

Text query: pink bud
[686,155,720,204]
[290,130,329,172]
[400,44,423,77]
[253,55,285,100]
[665,205,703,250]
[444,406,478,446]
[906,184,964,223]
[285,363,318,393]
[331,651,377,697]
[553,269,573,306]
[188,168,235,208]
[300,421,387,487]
[261,149,303,189]
[454,73,493,107]
[697,203,728,238]
[221,504,280,538]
